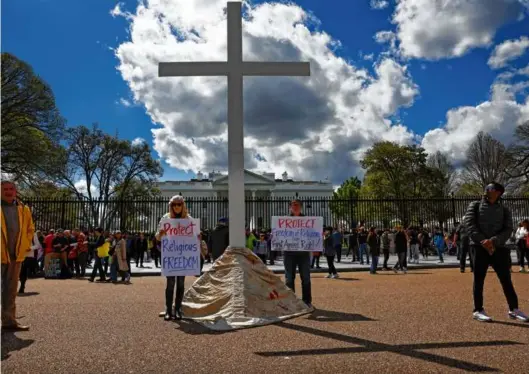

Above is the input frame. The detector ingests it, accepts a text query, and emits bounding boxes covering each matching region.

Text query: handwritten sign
[161,218,201,276]
[271,216,323,252]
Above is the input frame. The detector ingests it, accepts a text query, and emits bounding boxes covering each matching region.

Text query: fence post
[451,193,457,228]
[60,199,66,229]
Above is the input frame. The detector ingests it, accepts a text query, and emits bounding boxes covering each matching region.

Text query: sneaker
[508,309,529,322]
[402,268,408,274]
[460,269,465,273]
[333,274,339,279]
[473,310,493,322]
[519,267,526,273]
[325,274,332,278]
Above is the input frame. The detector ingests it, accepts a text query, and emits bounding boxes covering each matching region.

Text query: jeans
[326,255,337,275]
[370,255,379,273]
[90,257,106,281]
[358,243,369,264]
[283,252,312,304]
[110,259,118,282]
[472,245,518,312]
[410,244,420,261]
[166,276,185,312]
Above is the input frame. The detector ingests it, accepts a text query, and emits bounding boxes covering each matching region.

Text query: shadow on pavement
[255,322,521,372]
[17,292,40,297]
[173,319,227,335]
[1,332,34,361]
[307,309,374,323]
[491,320,529,329]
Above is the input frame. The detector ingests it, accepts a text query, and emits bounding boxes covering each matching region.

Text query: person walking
[332,228,343,263]
[463,182,528,323]
[514,220,528,273]
[368,227,380,274]
[157,195,192,321]
[282,199,313,308]
[393,225,408,274]
[381,228,391,271]
[1,180,35,331]
[88,228,107,282]
[454,222,473,273]
[357,227,369,265]
[323,227,338,278]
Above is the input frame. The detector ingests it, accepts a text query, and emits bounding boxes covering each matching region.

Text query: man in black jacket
[463,182,528,323]
[209,217,230,261]
[454,222,472,273]
[282,199,313,308]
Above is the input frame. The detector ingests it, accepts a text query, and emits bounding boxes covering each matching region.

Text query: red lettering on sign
[163,221,196,236]
[277,218,315,229]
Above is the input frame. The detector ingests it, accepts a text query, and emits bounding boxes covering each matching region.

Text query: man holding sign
[156,195,200,321]
[272,199,322,309]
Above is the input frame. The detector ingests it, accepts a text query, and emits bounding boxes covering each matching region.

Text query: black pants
[136,250,145,267]
[351,245,358,262]
[90,257,106,281]
[153,251,160,267]
[335,246,342,262]
[394,252,407,270]
[283,252,312,304]
[166,276,185,313]
[268,249,276,265]
[382,248,390,268]
[459,241,473,271]
[326,255,337,275]
[516,239,528,267]
[472,245,518,312]
[19,258,31,291]
[311,255,320,268]
[77,252,87,276]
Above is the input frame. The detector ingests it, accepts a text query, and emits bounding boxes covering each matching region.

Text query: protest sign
[161,218,201,276]
[271,216,323,251]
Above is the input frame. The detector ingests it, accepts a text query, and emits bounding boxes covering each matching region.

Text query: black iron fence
[22,196,529,233]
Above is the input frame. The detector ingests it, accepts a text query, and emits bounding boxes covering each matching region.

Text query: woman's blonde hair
[168,195,189,218]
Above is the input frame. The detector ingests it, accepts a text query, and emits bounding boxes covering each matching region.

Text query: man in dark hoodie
[209,217,230,261]
[463,182,528,323]
[282,199,313,308]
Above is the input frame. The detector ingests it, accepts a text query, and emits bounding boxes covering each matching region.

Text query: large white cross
[159,1,310,248]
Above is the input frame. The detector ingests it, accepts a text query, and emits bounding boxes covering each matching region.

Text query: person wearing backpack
[463,182,528,323]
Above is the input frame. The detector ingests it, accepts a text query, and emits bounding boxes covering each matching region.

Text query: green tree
[1,53,65,185]
[360,142,430,226]
[330,176,361,229]
[49,125,163,228]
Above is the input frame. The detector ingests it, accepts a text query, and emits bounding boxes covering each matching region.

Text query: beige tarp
[182,247,313,331]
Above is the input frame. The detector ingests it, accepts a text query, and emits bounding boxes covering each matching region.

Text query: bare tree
[506,121,529,184]
[426,151,457,195]
[463,132,512,189]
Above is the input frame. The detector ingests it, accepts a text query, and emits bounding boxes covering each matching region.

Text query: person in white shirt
[515,220,529,273]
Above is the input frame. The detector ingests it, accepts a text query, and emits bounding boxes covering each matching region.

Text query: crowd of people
[2,179,528,332]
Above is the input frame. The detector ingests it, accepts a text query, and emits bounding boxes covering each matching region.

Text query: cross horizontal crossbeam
[159,62,310,77]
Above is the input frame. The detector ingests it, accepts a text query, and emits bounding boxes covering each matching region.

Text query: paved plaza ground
[2,268,528,374]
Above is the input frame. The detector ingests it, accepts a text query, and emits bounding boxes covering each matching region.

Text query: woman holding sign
[157,195,192,321]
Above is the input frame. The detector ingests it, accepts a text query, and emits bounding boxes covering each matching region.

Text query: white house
[157,170,334,229]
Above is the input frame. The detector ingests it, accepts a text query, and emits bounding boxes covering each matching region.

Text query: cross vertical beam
[226,1,245,248]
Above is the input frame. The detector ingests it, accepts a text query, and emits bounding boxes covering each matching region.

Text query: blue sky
[2,0,529,183]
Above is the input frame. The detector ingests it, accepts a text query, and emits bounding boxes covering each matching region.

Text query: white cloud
[363,53,374,61]
[370,0,390,10]
[421,68,529,164]
[113,0,420,183]
[110,3,125,18]
[488,36,529,69]
[131,137,146,147]
[389,0,527,60]
[74,180,98,197]
[118,97,132,107]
